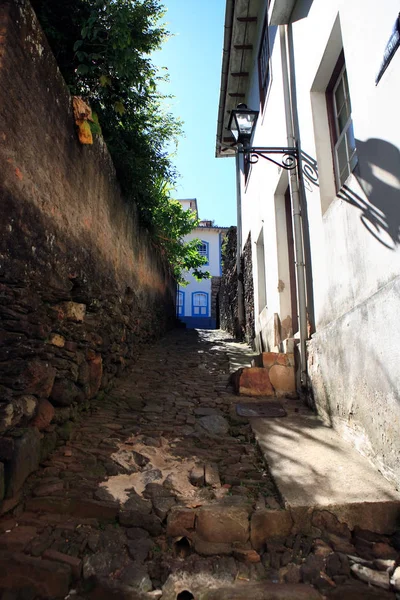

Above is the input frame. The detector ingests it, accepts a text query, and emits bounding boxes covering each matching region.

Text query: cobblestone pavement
[0,329,399,599]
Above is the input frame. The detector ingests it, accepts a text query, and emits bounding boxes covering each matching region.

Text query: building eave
[269,0,296,25]
[215,0,261,159]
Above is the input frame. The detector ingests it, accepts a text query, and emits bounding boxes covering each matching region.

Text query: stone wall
[0,0,175,509]
[219,228,238,337]
[219,228,255,343]
[241,234,255,344]
[211,276,221,328]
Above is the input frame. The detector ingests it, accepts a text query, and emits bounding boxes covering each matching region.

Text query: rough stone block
[193,536,232,556]
[204,463,221,488]
[0,437,14,461]
[50,377,82,406]
[260,352,278,368]
[276,353,290,366]
[269,365,296,395]
[189,464,205,487]
[0,404,14,432]
[0,551,71,597]
[0,525,37,551]
[43,549,82,579]
[233,367,275,397]
[196,505,249,545]
[26,496,119,521]
[14,395,38,419]
[0,491,22,516]
[88,354,103,398]
[232,548,261,563]
[119,510,162,535]
[197,582,323,599]
[196,415,229,436]
[31,398,55,430]
[167,507,196,538]
[6,427,41,498]
[250,510,294,551]
[20,361,56,398]
[47,333,65,347]
[56,301,86,322]
[0,463,4,501]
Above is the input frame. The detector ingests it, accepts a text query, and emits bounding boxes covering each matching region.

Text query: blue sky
[153,0,237,227]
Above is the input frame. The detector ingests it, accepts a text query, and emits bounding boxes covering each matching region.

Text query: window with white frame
[176,291,184,316]
[192,292,208,316]
[198,241,209,265]
[326,53,357,189]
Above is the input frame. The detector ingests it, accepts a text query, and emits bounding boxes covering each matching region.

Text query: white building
[177,199,228,329]
[216,1,400,485]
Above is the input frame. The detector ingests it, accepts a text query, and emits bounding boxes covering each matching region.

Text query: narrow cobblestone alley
[0,329,399,600]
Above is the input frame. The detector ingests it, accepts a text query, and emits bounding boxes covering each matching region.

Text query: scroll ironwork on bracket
[238,146,299,170]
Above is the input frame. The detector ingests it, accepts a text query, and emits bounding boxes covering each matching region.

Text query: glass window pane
[335,78,345,115]
[337,101,350,134]
[336,136,348,178]
[346,122,356,155]
[343,69,351,111]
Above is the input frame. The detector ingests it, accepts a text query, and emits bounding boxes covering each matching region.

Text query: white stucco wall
[180,227,224,319]
[235,0,400,483]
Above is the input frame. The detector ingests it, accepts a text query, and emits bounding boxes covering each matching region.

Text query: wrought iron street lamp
[227,104,298,170]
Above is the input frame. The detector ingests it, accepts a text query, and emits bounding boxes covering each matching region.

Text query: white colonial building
[177,199,228,329]
[216,0,400,485]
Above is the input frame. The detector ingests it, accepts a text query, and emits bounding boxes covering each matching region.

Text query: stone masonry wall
[211,276,221,326]
[241,233,255,344]
[219,227,238,337]
[219,228,255,343]
[0,0,175,509]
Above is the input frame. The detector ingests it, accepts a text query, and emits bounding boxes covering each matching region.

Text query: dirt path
[0,329,398,599]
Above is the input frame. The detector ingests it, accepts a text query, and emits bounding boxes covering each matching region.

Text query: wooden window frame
[258,16,271,111]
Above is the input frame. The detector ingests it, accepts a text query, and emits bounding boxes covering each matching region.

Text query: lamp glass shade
[228,106,259,145]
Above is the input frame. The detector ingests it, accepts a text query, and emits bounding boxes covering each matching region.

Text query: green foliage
[151,179,211,284]
[32,0,204,279]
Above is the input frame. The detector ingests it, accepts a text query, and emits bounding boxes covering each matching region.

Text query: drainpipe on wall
[280,24,308,386]
[236,148,246,340]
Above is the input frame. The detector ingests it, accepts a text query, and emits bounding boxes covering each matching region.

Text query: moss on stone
[57,420,74,441]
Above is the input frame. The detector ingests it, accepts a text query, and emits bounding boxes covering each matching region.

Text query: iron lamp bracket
[238,146,299,170]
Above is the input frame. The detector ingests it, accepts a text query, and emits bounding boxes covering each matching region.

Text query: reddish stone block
[196,505,249,545]
[233,367,275,397]
[26,496,118,521]
[250,510,294,551]
[31,398,55,430]
[0,551,71,597]
[276,353,289,366]
[260,352,278,368]
[269,365,296,395]
[33,481,64,497]
[167,508,196,538]
[233,548,261,563]
[88,354,103,399]
[0,525,37,551]
[21,361,56,398]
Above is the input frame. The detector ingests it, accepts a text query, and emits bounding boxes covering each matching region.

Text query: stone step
[0,551,71,598]
[251,398,400,536]
[162,580,323,600]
